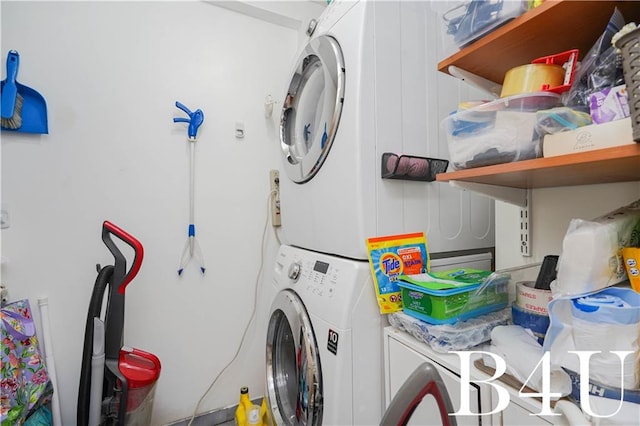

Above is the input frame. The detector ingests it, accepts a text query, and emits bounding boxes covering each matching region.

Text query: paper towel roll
[516,280,553,315]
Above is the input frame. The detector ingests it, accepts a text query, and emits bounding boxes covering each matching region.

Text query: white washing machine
[264,245,493,426]
[265,244,384,426]
[278,0,494,261]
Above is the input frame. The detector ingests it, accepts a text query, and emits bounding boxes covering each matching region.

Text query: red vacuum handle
[102,221,144,294]
[398,380,453,426]
[380,362,457,426]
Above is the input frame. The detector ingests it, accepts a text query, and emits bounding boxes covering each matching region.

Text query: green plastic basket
[398,269,509,324]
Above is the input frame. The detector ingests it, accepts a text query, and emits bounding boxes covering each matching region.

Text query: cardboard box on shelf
[542,117,636,158]
[589,85,630,124]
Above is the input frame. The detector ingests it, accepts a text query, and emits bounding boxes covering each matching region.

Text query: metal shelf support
[447,181,527,207]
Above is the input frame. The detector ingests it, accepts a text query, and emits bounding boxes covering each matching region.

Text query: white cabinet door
[502,400,553,426]
[387,336,481,426]
[384,328,558,426]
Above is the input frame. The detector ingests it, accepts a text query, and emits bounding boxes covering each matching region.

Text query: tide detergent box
[366,232,430,314]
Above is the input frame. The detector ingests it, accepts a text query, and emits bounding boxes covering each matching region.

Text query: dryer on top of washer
[278,0,494,261]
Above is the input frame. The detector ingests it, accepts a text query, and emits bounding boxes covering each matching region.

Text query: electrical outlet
[270,170,281,227]
[0,284,8,306]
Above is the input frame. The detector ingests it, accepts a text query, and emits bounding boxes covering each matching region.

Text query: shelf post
[520,189,532,257]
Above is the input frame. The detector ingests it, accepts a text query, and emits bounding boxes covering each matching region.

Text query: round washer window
[266,290,323,426]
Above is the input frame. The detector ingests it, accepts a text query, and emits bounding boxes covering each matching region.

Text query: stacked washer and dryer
[265,1,495,425]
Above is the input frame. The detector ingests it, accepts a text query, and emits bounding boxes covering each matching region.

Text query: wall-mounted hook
[264,94,277,118]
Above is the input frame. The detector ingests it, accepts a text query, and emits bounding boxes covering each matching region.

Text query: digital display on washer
[313,261,329,274]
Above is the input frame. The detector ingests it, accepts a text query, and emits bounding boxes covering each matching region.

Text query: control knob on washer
[288,262,301,282]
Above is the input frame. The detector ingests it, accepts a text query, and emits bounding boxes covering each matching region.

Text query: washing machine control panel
[315,0,359,35]
[287,262,301,282]
[288,256,339,298]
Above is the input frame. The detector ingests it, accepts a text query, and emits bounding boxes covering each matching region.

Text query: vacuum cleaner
[77,221,161,426]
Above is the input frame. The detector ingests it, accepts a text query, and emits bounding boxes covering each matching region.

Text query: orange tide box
[366,232,430,314]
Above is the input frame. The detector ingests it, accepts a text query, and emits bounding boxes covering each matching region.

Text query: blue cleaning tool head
[173,101,204,139]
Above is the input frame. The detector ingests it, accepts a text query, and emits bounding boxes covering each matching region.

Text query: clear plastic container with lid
[432,0,528,58]
[441,91,562,170]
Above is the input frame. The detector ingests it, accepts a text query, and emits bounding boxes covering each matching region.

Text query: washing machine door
[266,289,323,426]
[280,35,345,183]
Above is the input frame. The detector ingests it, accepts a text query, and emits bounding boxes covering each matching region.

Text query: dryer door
[280,35,345,183]
[266,289,323,426]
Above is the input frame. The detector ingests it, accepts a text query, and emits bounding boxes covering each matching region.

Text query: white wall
[4,1,638,425]
[495,183,640,270]
[0,1,321,424]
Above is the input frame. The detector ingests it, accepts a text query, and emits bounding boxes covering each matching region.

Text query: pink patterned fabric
[1,300,53,425]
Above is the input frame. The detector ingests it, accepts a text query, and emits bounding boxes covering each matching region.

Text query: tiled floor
[165,394,271,426]
[165,405,235,426]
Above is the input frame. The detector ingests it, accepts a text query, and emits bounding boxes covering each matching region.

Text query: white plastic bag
[554,198,640,297]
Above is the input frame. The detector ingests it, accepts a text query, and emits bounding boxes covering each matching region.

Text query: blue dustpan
[1,50,48,134]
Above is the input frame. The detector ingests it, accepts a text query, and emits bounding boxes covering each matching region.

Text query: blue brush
[1,50,48,134]
[1,51,23,130]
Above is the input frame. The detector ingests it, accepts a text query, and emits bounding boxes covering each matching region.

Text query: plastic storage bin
[441,91,561,170]
[614,26,640,141]
[397,269,510,324]
[433,0,527,56]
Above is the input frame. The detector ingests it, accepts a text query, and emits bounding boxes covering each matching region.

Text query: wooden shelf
[438,1,640,84]
[436,144,640,189]
[435,0,640,197]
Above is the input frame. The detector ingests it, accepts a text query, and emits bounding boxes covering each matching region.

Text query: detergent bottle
[246,403,262,426]
[244,393,262,426]
[260,397,268,425]
[235,387,251,426]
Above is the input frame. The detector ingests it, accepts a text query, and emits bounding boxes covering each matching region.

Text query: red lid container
[119,347,161,413]
[119,347,161,388]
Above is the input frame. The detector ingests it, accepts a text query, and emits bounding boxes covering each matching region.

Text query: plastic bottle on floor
[235,386,250,426]
[260,397,267,425]
[246,402,262,426]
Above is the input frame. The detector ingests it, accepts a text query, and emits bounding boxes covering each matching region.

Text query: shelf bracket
[447,181,527,207]
[520,189,532,257]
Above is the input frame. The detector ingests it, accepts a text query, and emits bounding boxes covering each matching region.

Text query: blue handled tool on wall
[174,101,205,276]
[1,50,48,133]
